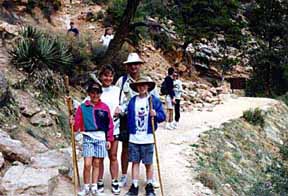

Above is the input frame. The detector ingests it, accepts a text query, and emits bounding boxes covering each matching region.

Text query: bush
[9,26,72,97]
[243,108,265,127]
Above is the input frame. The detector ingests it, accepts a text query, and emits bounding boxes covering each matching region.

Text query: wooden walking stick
[64,76,80,196]
[149,97,165,196]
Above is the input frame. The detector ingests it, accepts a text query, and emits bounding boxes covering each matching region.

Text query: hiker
[115,52,159,188]
[99,27,114,48]
[67,22,79,37]
[164,67,176,130]
[125,76,166,196]
[71,80,114,196]
[96,65,121,195]
[172,72,183,129]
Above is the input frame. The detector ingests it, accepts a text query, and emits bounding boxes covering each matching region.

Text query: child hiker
[72,81,114,196]
[125,76,166,196]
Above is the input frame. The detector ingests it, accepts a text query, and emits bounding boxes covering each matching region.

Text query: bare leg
[83,157,93,184]
[98,158,104,180]
[121,141,129,175]
[92,158,102,184]
[109,140,119,179]
[145,164,153,181]
[132,162,140,180]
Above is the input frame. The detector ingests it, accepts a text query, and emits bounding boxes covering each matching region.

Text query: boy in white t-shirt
[125,76,166,196]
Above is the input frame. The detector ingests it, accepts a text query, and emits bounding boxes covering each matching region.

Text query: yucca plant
[10,26,73,73]
[9,26,72,97]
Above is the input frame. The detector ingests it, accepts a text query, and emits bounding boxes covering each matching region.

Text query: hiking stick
[64,76,80,196]
[149,97,164,196]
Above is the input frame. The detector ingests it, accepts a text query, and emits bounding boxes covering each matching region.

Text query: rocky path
[74,96,279,196]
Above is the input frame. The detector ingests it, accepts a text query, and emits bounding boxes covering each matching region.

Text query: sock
[132,179,139,187]
[122,174,127,178]
[98,179,104,184]
[112,179,118,183]
[147,179,153,184]
[84,184,90,190]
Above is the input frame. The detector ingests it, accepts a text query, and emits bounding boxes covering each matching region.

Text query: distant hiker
[164,67,176,130]
[125,76,166,196]
[115,52,159,188]
[67,22,79,37]
[72,81,114,196]
[96,65,121,195]
[172,72,183,129]
[99,27,114,48]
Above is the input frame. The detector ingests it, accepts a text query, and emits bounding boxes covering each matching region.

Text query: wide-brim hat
[123,52,144,64]
[130,76,155,93]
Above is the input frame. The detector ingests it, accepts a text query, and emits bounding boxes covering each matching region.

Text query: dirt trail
[73,96,279,196]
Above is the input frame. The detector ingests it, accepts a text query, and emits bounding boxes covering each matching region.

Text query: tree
[246,0,288,97]
[100,0,141,65]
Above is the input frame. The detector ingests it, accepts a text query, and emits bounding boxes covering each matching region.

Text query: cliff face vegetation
[192,102,288,195]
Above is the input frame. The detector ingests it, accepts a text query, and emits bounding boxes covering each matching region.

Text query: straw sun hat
[130,76,156,93]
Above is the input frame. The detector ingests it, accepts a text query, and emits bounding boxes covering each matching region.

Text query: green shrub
[10,26,73,73]
[243,108,265,127]
[9,26,72,97]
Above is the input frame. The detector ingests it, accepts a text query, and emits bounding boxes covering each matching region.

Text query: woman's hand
[113,106,121,118]
[106,141,111,150]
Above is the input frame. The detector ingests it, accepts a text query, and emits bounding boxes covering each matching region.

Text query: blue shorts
[82,135,107,158]
[128,143,154,164]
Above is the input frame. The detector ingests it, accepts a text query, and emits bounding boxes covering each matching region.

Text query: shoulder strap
[119,74,128,103]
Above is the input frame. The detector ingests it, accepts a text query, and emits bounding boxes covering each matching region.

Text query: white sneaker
[165,123,174,130]
[152,179,160,189]
[171,122,178,129]
[91,184,104,196]
[77,187,89,196]
[97,180,104,193]
[119,175,127,187]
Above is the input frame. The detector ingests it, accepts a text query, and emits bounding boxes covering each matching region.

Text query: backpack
[160,79,169,95]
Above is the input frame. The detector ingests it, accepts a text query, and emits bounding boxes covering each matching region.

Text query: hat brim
[130,82,155,93]
[123,60,144,64]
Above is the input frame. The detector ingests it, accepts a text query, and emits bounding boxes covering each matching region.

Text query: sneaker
[111,180,121,195]
[91,185,103,196]
[145,183,156,196]
[171,121,178,129]
[152,179,160,189]
[165,123,174,130]
[97,180,104,193]
[77,187,90,196]
[119,175,127,187]
[125,184,139,196]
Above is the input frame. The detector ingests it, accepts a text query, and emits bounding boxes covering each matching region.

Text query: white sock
[84,184,90,190]
[147,179,153,184]
[132,179,138,187]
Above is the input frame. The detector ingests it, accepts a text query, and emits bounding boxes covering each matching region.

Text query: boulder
[30,111,53,127]
[31,150,71,169]
[48,175,73,196]
[0,152,4,168]
[0,72,9,106]
[13,90,41,117]
[0,129,31,163]
[0,165,58,195]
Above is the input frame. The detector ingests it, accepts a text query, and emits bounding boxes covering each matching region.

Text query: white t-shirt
[173,79,183,100]
[101,86,121,135]
[129,96,154,144]
[100,34,114,47]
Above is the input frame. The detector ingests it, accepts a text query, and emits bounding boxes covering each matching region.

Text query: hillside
[0,0,288,196]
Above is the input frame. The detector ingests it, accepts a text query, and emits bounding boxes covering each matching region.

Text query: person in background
[72,81,114,196]
[172,72,182,129]
[125,76,166,196]
[67,22,79,37]
[164,67,176,130]
[99,27,114,48]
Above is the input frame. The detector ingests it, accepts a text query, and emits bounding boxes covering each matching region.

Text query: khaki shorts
[166,95,173,109]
